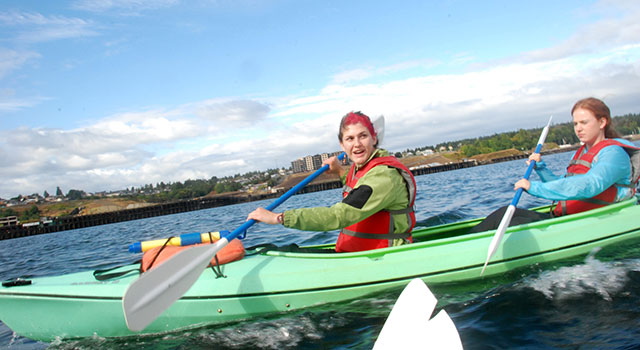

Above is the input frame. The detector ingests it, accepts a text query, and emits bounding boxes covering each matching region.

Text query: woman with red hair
[247,111,417,253]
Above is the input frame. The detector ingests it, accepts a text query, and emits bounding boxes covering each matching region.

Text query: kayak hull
[2,198,640,341]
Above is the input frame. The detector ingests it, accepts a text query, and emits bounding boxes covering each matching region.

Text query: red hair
[572,97,620,138]
[338,111,376,143]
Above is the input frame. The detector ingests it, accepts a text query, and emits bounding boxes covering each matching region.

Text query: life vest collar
[336,155,417,252]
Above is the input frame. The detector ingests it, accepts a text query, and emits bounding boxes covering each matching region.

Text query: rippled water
[2,150,640,349]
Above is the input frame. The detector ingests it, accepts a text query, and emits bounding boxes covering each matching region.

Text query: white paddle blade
[374,278,462,349]
[537,116,553,146]
[373,115,385,146]
[425,310,464,350]
[481,205,516,275]
[123,239,229,331]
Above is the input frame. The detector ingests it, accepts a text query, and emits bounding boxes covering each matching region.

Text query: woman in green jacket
[247,111,417,252]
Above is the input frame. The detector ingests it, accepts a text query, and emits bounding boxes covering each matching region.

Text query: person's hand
[246,207,281,225]
[514,179,531,191]
[526,153,542,167]
[323,156,346,177]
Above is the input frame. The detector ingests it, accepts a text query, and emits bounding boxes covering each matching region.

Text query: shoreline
[0,145,579,241]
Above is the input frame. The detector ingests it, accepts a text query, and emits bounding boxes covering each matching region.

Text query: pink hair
[338,111,376,142]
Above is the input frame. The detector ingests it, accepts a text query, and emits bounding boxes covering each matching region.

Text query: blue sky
[1,0,640,199]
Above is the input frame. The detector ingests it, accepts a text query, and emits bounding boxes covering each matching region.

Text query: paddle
[481,116,553,275]
[373,278,462,349]
[122,152,346,331]
[123,114,385,331]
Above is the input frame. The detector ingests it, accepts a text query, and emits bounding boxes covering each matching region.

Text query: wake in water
[45,311,374,350]
[445,248,640,349]
[524,248,634,301]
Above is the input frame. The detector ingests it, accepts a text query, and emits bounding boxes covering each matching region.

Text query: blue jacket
[528,138,636,201]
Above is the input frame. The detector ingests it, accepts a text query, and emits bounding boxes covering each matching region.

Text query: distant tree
[43,190,50,198]
[214,183,226,194]
[56,186,63,197]
[0,208,18,218]
[19,205,40,222]
[66,189,85,200]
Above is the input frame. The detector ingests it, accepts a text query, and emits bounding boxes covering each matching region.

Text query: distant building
[312,154,323,170]
[302,154,323,171]
[303,155,314,171]
[420,149,434,155]
[291,158,306,173]
[292,151,348,173]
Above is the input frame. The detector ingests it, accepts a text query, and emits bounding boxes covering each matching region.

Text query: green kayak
[1,197,639,341]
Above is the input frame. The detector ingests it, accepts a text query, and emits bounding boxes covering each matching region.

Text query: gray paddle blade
[122,239,228,331]
[373,115,385,146]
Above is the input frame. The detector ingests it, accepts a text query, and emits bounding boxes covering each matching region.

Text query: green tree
[66,189,85,200]
[19,205,40,222]
[0,208,18,218]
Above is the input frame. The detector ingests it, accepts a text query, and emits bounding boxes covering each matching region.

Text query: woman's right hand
[514,178,531,191]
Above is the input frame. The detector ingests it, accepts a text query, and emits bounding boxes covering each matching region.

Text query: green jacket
[283,149,411,246]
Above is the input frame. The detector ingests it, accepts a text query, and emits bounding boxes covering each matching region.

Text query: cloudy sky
[1,0,639,199]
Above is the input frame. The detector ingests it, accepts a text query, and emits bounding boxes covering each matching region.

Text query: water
[2,151,640,349]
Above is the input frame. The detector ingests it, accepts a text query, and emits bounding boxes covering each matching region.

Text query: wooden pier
[0,194,277,240]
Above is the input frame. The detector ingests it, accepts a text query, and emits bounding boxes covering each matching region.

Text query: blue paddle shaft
[223,153,346,242]
[510,142,543,205]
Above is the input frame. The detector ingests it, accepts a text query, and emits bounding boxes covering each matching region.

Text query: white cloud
[0,11,98,42]
[330,59,439,85]
[331,68,373,84]
[195,99,271,128]
[0,48,40,79]
[513,0,640,63]
[72,0,180,14]
[2,45,639,198]
[0,95,47,113]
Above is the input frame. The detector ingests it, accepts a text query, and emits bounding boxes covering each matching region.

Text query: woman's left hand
[247,207,281,225]
[526,153,542,168]
[514,179,531,191]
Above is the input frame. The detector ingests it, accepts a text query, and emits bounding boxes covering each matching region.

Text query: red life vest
[335,156,417,253]
[554,139,640,216]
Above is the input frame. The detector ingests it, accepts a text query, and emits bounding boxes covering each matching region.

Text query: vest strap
[340,228,411,240]
[386,206,415,215]
[558,200,567,216]
[569,159,592,168]
[617,183,635,189]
